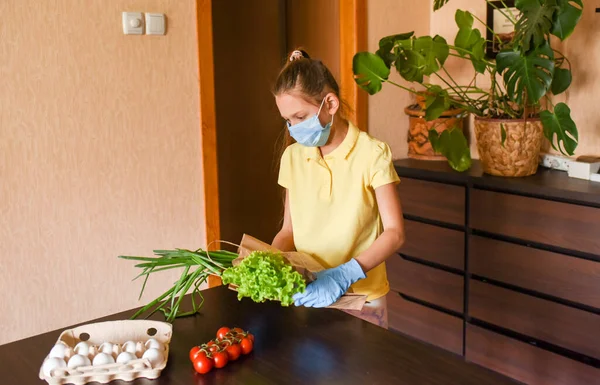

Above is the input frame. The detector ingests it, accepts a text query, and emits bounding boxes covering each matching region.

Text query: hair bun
[289,49,310,62]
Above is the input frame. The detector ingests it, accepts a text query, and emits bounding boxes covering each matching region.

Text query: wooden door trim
[196,0,220,249]
[339,0,368,131]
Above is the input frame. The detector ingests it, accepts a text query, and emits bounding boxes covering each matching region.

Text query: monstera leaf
[514,0,555,52]
[496,42,554,104]
[352,52,391,95]
[551,0,583,40]
[434,0,451,11]
[454,10,487,73]
[429,127,472,172]
[424,86,451,121]
[551,67,572,95]
[394,35,449,83]
[540,103,578,156]
[376,32,414,67]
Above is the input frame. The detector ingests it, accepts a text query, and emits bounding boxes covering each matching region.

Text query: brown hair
[273,48,351,149]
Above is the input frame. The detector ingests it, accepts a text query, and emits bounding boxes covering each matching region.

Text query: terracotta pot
[404,105,466,161]
[474,116,543,177]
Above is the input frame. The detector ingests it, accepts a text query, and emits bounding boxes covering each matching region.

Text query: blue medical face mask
[287,98,334,147]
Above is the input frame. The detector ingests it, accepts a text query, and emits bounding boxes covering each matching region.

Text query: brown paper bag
[228,234,367,311]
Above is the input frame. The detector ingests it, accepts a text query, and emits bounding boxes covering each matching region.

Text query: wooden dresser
[388,159,600,385]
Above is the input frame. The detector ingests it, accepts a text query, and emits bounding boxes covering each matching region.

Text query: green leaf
[540,102,578,156]
[429,127,472,172]
[471,41,487,74]
[500,123,507,147]
[551,67,572,95]
[551,0,583,40]
[352,52,391,95]
[454,10,487,73]
[414,35,450,75]
[376,32,415,68]
[395,50,426,83]
[514,0,556,52]
[434,0,451,11]
[496,42,554,104]
[424,85,451,121]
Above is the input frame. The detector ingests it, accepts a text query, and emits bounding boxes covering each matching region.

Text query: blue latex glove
[292,258,366,308]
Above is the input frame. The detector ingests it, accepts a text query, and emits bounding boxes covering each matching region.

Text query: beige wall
[1,0,205,344]
[368,0,600,159]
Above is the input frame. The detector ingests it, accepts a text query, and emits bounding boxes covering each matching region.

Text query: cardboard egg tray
[39,320,172,385]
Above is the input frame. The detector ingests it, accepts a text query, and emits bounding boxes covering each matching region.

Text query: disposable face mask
[287,98,334,147]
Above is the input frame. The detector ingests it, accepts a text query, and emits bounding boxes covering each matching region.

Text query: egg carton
[39,320,172,385]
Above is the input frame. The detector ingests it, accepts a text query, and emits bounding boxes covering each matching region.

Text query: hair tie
[290,50,304,62]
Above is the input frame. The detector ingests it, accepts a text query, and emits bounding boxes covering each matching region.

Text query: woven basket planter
[474,117,543,177]
[405,105,466,161]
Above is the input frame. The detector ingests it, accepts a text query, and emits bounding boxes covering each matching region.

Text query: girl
[271,49,405,328]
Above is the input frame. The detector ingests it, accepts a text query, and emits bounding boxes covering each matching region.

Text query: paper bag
[229,234,367,311]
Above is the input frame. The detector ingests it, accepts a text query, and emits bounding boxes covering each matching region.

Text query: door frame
[339,0,368,131]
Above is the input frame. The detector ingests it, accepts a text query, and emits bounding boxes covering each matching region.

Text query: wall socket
[539,154,571,171]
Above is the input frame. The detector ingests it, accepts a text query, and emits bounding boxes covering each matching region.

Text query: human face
[275,92,337,127]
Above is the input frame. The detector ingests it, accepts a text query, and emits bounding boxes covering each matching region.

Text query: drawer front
[388,292,463,355]
[470,280,600,360]
[470,189,600,255]
[466,325,600,385]
[398,178,465,226]
[401,220,464,270]
[386,255,463,313]
[470,236,600,309]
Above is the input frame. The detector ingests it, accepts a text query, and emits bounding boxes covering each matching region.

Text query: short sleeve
[278,146,292,189]
[369,143,400,189]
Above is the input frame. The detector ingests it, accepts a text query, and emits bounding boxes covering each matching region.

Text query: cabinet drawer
[401,220,464,270]
[388,292,463,355]
[466,325,600,385]
[470,189,600,255]
[470,236,600,309]
[470,280,600,360]
[386,255,463,313]
[398,178,465,226]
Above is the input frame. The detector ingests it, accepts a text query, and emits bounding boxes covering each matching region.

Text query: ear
[324,93,340,116]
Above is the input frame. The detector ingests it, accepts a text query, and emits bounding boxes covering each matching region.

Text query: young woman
[271,49,405,328]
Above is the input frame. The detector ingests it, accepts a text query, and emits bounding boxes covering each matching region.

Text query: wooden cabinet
[393,159,600,385]
[387,292,463,355]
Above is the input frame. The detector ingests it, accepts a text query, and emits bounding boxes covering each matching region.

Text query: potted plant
[353,0,582,176]
[405,89,468,162]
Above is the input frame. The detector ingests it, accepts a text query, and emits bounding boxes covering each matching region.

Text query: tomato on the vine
[212,351,229,368]
[216,326,230,340]
[246,333,255,343]
[189,346,201,361]
[232,327,244,335]
[193,353,213,374]
[225,343,242,361]
[240,338,253,355]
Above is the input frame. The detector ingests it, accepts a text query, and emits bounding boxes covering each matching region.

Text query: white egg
[67,354,91,369]
[142,348,164,367]
[92,352,115,366]
[48,344,67,359]
[42,357,67,377]
[99,342,115,355]
[145,338,164,351]
[116,351,137,364]
[74,342,90,356]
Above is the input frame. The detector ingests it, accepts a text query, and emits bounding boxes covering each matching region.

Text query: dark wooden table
[0,286,518,385]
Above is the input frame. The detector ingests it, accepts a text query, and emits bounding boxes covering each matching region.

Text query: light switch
[122,12,144,35]
[145,13,166,35]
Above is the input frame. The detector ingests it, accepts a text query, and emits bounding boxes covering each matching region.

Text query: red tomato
[246,333,255,343]
[216,327,230,340]
[193,353,213,374]
[189,346,201,361]
[225,343,242,361]
[240,338,253,355]
[212,351,229,368]
[232,327,244,335]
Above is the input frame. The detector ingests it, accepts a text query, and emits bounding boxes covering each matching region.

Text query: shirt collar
[305,122,360,161]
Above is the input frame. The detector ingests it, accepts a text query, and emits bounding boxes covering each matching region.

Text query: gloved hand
[292,258,366,308]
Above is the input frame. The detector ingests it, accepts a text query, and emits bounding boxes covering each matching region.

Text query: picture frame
[485,0,519,58]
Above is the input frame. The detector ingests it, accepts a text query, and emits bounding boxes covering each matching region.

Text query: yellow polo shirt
[278,122,400,301]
